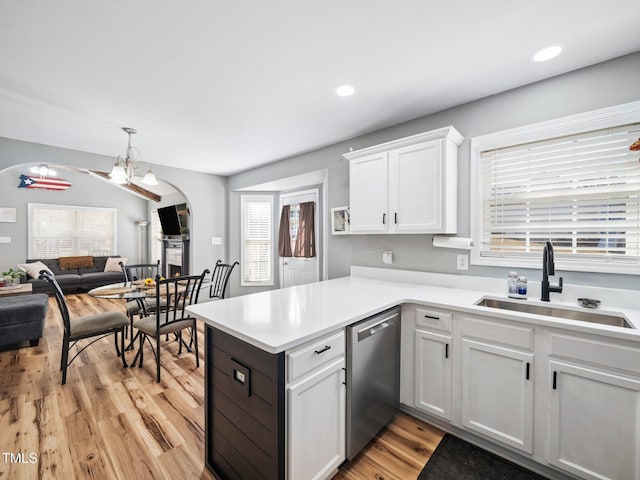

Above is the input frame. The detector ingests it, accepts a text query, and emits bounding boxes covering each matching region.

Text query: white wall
[227,52,640,297]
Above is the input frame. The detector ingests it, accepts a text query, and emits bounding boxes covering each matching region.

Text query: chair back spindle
[209,260,239,299]
[121,261,161,283]
[39,270,72,335]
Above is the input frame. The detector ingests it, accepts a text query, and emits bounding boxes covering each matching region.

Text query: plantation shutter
[479,123,640,262]
[242,196,273,284]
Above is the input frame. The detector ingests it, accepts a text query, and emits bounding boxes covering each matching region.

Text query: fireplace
[168,264,182,277]
[161,238,189,278]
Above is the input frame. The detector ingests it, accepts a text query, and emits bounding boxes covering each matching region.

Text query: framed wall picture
[331,207,350,235]
[0,208,16,223]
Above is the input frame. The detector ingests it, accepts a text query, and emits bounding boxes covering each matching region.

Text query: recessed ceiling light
[335,84,355,97]
[531,44,564,63]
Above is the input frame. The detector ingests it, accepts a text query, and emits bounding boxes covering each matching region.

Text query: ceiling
[1,1,639,177]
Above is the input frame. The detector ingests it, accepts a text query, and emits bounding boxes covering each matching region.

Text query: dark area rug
[418,434,549,479]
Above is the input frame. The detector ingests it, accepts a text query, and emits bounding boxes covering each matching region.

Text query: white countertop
[187,272,640,354]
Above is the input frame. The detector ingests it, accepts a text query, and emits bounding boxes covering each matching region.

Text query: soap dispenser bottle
[517,276,528,298]
[508,271,518,297]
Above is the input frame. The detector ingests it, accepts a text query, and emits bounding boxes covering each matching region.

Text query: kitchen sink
[475,297,634,329]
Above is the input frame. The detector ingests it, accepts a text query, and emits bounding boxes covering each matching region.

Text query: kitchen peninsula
[187,267,640,480]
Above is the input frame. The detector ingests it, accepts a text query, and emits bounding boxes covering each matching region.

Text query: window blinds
[242,197,272,283]
[29,203,116,258]
[479,123,640,262]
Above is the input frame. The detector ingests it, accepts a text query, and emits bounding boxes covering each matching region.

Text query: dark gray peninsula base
[205,325,285,480]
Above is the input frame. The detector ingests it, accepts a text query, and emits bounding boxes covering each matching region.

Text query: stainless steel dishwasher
[346,306,400,460]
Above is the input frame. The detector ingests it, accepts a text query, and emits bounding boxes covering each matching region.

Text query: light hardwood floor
[0,294,444,480]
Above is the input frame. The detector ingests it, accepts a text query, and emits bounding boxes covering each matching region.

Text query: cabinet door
[288,357,346,480]
[461,339,534,453]
[349,152,388,233]
[414,329,452,420]
[549,360,640,480]
[388,140,442,233]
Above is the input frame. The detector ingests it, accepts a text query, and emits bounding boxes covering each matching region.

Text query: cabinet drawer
[287,330,345,382]
[461,316,533,351]
[416,307,452,333]
[550,333,640,375]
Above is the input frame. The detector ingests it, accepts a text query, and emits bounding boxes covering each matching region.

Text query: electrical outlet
[0,236,10,243]
[457,254,469,271]
[382,251,393,265]
[211,237,222,245]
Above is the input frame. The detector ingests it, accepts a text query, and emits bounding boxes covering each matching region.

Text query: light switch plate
[211,237,222,245]
[457,254,469,271]
[0,236,11,243]
[382,250,393,265]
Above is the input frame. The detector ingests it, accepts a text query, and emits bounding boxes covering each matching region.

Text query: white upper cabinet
[345,126,463,234]
[348,151,389,233]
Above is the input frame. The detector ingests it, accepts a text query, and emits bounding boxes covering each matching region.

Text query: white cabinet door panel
[461,339,534,453]
[414,329,452,420]
[389,140,442,232]
[549,360,640,480]
[349,152,388,233]
[288,357,346,480]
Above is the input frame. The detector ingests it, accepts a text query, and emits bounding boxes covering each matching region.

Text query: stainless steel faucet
[541,241,563,302]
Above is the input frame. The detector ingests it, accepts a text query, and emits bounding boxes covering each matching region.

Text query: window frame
[470,100,640,274]
[28,202,118,259]
[240,194,274,286]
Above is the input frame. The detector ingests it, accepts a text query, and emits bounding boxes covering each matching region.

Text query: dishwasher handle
[357,313,398,342]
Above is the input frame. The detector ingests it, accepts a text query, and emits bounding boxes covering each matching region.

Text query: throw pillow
[17,261,54,279]
[60,255,94,270]
[104,257,127,273]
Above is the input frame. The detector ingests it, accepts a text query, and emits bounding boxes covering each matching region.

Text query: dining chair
[39,271,129,385]
[209,260,239,300]
[123,261,162,283]
[120,260,161,339]
[131,269,209,382]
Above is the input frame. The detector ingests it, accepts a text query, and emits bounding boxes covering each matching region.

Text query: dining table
[88,281,157,351]
[87,281,151,300]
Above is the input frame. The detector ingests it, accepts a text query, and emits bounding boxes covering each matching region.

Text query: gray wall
[0,137,227,275]
[227,52,640,297]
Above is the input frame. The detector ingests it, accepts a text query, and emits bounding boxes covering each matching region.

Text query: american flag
[18,174,72,191]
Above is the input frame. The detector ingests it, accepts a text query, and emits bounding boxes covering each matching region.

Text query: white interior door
[280,189,320,288]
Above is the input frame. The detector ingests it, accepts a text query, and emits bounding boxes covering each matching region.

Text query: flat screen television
[157,206,182,236]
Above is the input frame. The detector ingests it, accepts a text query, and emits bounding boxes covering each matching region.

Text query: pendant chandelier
[109,127,158,186]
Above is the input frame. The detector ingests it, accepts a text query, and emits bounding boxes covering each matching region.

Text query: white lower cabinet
[548,360,640,480]
[406,307,640,480]
[461,338,534,454]
[414,329,452,420]
[287,331,346,480]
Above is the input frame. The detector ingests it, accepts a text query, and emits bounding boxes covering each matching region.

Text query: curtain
[278,205,292,257]
[294,201,316,258]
